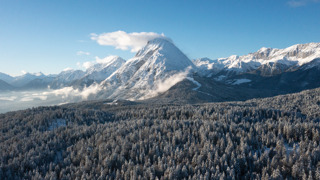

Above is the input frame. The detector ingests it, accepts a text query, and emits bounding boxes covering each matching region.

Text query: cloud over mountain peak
[91,31,166,52]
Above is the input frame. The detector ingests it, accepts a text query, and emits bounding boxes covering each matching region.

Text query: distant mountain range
[1,39,320,102]
[0,56,125,90]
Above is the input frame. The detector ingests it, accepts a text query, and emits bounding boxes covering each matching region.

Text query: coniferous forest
[1,88,320,179]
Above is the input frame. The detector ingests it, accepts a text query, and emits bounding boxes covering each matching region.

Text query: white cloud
[154,72,188,94]
[76,51,90,56]
[20,95,47,102]
[140,67,192,100]
[24,92,48,101]
[91,31,166,52]
[43,87,75,99]
[63,67,73,72]
[82,61,94,69]
[0,96,17,101]
[43,83,103,100]
[288,0,320,7]
[20,97,34,102]
[80,84,104,100]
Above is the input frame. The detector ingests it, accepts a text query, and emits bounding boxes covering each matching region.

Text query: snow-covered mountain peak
[258,47,269,52]
[62,68,74,72]
[87,56,125,73]
[192,58,225,76]
[9,72,47,87]
[248,42,320,63]
[95,55,124,64]
[59,68,80,74]
[83,56,126,82]
[258,42,320,65]
[101,38,195,99]
[135,37,173,57]
[257,47,274,55]
[284,42,320,52]
[18,72,45,78]
[55,69,85,82]
[146,37,173,46]
[133,37,195,72]
[229,55,239,60]
[34,72,44,77]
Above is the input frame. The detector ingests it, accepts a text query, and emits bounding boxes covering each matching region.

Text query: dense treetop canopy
[1,88,320,179]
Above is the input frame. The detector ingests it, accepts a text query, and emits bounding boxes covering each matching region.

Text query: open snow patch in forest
[186,77,215,97]
[284,143,299,155]
[264,143,299,155]
[231,79,251,85]
[186,77,201,90]
[48,119,67,131]
[214,75,226,81]
[104,100,119,105]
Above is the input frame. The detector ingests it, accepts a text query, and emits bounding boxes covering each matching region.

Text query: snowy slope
[101,38,195,99]
[0,72,14,84]
[84,56,125,82]
[192,58,225,76]
[50,69,85,88]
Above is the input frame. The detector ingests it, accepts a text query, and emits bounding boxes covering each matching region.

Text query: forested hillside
[1,88,320,179]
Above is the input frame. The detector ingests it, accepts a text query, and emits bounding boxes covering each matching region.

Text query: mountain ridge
[194,42,320,76]
[1,40,320,104]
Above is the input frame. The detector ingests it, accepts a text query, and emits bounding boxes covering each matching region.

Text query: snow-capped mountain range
[193,42,320,77]
[1,39,320,102]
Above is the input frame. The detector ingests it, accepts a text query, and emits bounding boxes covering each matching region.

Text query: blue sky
[0,0,320,76]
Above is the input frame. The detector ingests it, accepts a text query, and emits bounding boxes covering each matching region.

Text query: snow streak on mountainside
[83,56,126,82]
[101,38,195,100]
[194,42,320,75]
